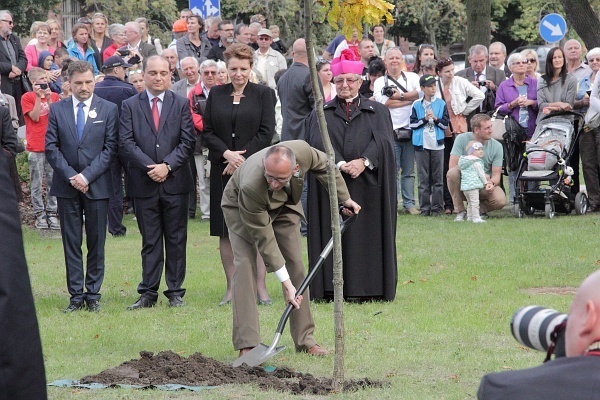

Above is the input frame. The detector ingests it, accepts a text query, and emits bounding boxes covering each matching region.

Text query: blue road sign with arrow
[539,13,567,43]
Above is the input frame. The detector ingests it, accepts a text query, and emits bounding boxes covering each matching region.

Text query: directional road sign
[539,13,567,43]
[189,0,220,19]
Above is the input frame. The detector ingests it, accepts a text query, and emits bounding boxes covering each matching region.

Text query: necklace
[233,91,243,96]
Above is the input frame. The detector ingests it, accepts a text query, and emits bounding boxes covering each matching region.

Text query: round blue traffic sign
[539,13,567,43]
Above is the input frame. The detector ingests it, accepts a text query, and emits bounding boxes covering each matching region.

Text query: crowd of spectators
[3,6,600,373]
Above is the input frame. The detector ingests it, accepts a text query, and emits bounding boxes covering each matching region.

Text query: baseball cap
[102,56,133,71]
[173,19,188,33]
[419,74,437,87]
[257,28,272,38]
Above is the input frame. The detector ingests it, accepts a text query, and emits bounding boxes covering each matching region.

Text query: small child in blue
[458,141,490,223]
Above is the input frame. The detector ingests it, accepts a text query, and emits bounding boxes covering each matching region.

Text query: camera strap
[385,72,408,93]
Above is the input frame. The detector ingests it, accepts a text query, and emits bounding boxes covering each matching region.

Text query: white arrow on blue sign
[189,0,220,19]
[539,13,567,43]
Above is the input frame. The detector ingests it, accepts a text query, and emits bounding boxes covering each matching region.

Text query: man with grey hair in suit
[172,56,200,98]
[457,44,506,126]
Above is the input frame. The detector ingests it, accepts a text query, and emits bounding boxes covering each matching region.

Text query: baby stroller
[512,111,587,219]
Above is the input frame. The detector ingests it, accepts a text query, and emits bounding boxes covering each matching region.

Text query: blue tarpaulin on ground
[48,379,217,391]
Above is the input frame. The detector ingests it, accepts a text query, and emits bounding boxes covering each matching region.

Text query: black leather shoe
[87,299,102,312]
[169,296,184,307]
[64,301,84,313]
[126,297,156,310]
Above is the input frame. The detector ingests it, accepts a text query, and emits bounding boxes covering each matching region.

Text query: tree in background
[464,0,491,59]
[3,0,60,37]
[391,0,466,51]
[559,0,600,49]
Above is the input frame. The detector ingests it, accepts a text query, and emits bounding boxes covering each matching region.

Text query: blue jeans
[394,140,416,209]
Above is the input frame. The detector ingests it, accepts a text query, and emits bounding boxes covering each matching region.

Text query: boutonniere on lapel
[88,109,97,119]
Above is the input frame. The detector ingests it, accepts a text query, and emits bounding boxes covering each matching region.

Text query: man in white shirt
[374,47,421,214]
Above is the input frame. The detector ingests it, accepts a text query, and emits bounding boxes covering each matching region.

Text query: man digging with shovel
[222,141,361,363]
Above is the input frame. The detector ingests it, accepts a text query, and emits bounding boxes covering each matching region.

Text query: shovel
[232,211,357,367]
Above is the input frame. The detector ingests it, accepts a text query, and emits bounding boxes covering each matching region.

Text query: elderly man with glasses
[253,28,286,89]
[222,140,361,359]
[0,10,28,121]
[306,49,398,302]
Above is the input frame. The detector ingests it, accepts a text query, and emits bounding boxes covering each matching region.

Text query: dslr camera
[38,83,49,90]
[381,86,395,97]
[511,305,567,361]
[478,81,487,87]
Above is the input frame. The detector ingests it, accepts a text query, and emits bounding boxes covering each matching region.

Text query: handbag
[21,73,32,92]
[489,106,507,142]
[393,128,412,142]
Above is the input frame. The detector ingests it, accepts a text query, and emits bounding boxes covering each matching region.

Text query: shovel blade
[232,342,286,367]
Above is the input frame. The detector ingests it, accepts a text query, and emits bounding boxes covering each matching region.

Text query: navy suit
[45,95,118,303]
[94,75,137,236]
[119,89,195,301]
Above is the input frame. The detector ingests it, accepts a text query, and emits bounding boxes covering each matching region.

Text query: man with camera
[374,47,421,215]
[456,44,505,128]
[478,269,600,399]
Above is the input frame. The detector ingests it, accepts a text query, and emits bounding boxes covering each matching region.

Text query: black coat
[306,96,398,301]
[478,356,600,400]
[202,82,275,236]
[0,143,47,400]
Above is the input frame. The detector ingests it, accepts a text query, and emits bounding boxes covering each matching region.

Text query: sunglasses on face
[526,58,537,64]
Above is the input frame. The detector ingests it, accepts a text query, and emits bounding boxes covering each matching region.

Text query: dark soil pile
[80,351,384,395]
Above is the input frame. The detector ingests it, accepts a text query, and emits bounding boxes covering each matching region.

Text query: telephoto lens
[511,305,567,358]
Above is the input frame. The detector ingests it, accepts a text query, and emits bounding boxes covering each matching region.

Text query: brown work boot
[238,347,254,358]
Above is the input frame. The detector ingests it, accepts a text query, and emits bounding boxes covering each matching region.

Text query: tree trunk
[559,0,600,49]
[464,0,491,68]
[303,0,345,392]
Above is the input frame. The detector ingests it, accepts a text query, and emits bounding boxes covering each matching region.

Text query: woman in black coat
[203,43,275,306]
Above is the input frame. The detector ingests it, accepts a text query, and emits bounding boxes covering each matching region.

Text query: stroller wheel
[575,192,588,215]
[545,202,555,219]
[512,203,524,218]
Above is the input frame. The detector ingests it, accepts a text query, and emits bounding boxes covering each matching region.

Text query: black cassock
[0,131,47,398]
[306,96,398,301]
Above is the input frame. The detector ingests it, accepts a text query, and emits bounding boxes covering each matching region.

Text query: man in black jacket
[0,10,27,121]
[94,55,138,237]
[478,269,600,399]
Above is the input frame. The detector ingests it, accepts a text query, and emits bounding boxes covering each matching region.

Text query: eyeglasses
[128,69,142,76]
[333,77,360,85]
[264,173,292,184]
[526,58,537,64]
[203,70,216,75]
[512,61,527,66]
[1,20,13,25]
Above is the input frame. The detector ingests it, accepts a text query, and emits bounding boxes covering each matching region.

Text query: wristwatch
[400,92,405,101]
[362,158,370,168]
[164,162,172,172]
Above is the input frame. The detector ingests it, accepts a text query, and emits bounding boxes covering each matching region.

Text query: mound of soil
[80,351,384,395]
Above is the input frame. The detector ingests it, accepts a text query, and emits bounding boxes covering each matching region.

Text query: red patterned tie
[152,97,160,131]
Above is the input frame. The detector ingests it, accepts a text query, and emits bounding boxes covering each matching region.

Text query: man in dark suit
[456,44,506,126]
[0,10,28,121]
[478,269,600,399]
[0,118,47,399]
[94,55,137,237]
[277,38,314,142]
[45,61,118,313]
[222,141,361,358]
[120,55,195,309]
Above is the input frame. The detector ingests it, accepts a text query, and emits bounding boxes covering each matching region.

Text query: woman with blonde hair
[521,49,540,79]
[90,13,112,68]
[46,19,65,49]
[25,22,54,71]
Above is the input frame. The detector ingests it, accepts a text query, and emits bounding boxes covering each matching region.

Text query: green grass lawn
[24,207,599,399]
